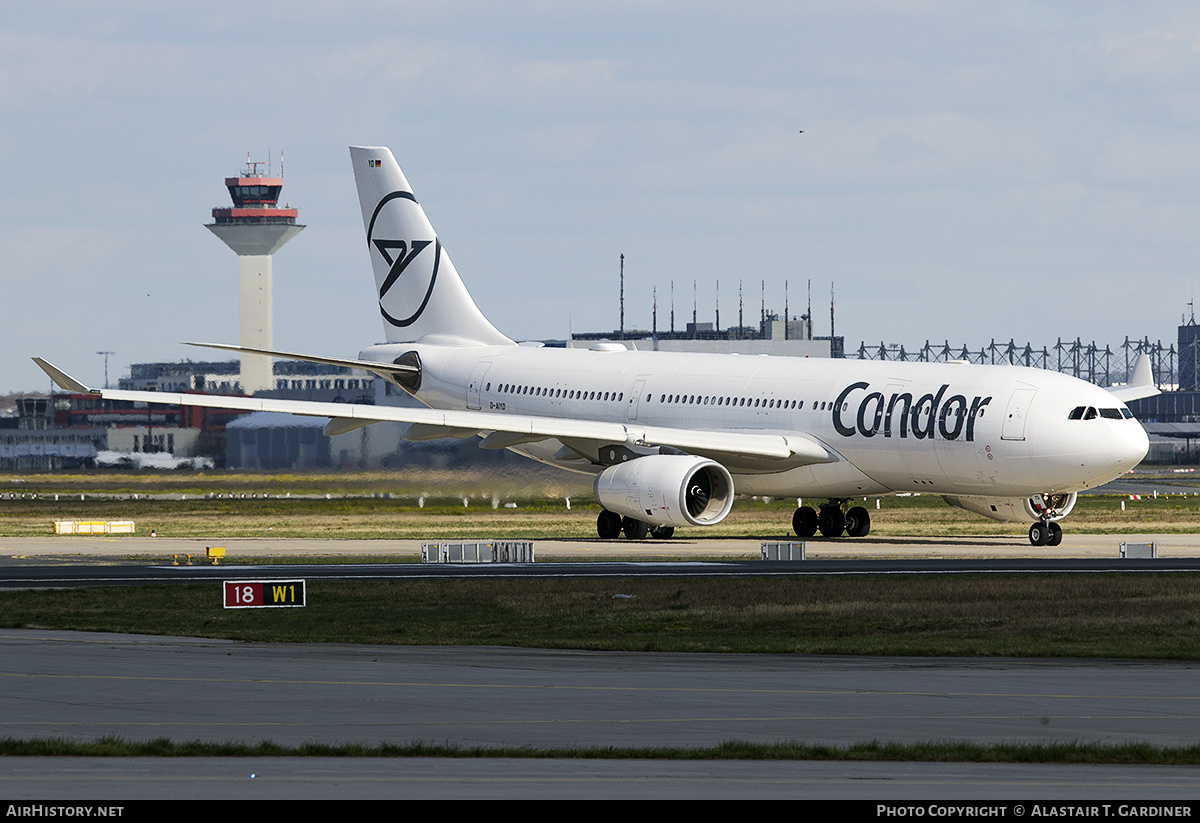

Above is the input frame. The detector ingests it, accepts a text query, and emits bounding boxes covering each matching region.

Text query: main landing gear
[792,500,871,538]
[1028,520,1063,546]
[596,509,674,540]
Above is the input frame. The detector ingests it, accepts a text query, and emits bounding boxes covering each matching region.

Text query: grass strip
[3,575,1199,658]
[6,475,1200,538]
[2,737,1199,764]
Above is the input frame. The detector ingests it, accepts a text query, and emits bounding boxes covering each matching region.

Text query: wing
[32,358,835,471]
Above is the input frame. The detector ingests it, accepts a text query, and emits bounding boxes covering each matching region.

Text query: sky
[3,1,1199,392]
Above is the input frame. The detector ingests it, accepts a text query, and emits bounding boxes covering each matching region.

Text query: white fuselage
[362,342,1149,500]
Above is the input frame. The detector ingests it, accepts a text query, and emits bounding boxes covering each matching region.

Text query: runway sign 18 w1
[223,580,306,609]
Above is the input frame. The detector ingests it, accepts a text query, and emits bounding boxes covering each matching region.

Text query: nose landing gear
[1029,520,1063,546]
[1027,493,1070,546]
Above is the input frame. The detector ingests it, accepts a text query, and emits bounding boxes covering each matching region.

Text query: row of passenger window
[650,394,815,410]
[488,383,624,403]
[1067,406,1131,420]
[489,380,837,413]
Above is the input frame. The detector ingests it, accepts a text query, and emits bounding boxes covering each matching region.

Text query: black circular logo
[366,191,439,328]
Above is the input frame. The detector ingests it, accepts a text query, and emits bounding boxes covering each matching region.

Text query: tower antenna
[619,254,624,342]
[830,282,835,339]
[96,351,114,389]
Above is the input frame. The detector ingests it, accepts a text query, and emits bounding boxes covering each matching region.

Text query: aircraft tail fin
[1108,353,1160,402]
[349,146,513,347]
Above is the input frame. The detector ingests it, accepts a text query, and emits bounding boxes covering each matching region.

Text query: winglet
[31,358,96,394]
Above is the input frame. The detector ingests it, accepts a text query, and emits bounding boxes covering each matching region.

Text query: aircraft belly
[732,461,890,498]
[830,435,998,496]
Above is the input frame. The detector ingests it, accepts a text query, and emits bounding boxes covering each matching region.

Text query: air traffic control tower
[206,156,304,394]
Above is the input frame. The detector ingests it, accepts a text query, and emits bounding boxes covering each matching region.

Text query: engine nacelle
[593,455,734,528]
[942,492,1077,524]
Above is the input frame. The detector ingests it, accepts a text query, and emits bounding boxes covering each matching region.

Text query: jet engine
[941,492,1077,523]
[593,455,734,528]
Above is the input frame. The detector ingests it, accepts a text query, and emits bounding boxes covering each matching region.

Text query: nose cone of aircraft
[1115,417,1151,469]
[1034,385,1150,491]
[1068,407,1150,489]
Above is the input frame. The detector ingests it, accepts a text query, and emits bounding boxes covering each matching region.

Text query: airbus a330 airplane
[35,146,1160,545]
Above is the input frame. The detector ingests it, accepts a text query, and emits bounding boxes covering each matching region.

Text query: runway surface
[3,533,1199,588]
[4,532,1200,560]
[4,556,1200,588]
[5,757,1200,800]
[2,629,1200,799]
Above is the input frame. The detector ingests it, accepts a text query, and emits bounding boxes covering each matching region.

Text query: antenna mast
[784,280,789,340]
[715,279,720,333]
[830,282,835,339]
[619,254,624,342]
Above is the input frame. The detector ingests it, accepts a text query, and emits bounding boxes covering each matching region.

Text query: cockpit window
[1069,405,1133,421]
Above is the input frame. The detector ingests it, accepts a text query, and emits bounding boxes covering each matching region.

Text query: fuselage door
[1000,388,1036,441]
[466,360,492,410]
[626,378,648,421]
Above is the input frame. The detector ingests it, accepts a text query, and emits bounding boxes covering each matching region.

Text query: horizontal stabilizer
[185,342,417,377]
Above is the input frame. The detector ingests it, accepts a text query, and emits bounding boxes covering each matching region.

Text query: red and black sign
[223,580,306,609]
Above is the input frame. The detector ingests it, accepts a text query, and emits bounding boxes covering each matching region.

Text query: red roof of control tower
[210,156,300,225]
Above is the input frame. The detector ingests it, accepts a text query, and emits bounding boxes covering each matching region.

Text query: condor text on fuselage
[832,381,991,442]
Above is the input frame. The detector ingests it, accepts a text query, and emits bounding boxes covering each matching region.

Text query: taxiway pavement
[3,534,1198,799]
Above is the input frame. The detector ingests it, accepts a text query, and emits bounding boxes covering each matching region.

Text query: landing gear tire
[818,506,846,538]
[845,506,871,538]
[622,516,649,540]
[597,509,622,540]
[1029,522,1050,546]
[650,525,675,539]
[792,506,818,538]
[1047,522,1063,546]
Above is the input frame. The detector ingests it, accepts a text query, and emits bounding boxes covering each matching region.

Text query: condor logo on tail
[833,382,992,441]
[367,191,440,328]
